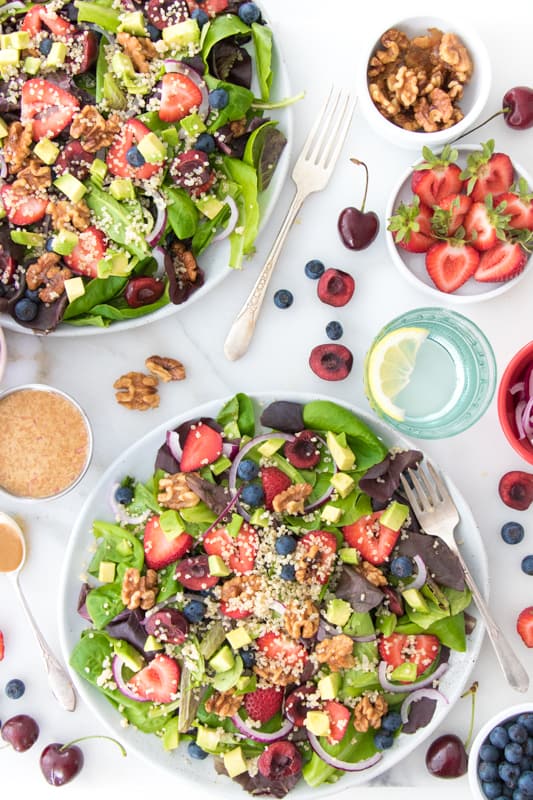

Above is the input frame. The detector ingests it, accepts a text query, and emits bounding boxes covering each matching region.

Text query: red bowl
[497,340,533,465]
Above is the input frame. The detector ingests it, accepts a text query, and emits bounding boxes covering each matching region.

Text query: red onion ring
[400,687,449,724]
[108,482,151,526]
[111,655,148,702]
[405,554,427,591]
[377,660,449,693]
[307,732,382,772]
[152,245,167,278]
[212,196,239,243]
[145,190,168,246]
[166,430,182,462]
[510,381,525,396]
[222,441,240,460]
[231,714,294,743]
[163,60,209,119]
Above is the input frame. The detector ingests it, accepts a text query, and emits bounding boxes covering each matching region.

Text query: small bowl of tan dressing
[0,384,93,501]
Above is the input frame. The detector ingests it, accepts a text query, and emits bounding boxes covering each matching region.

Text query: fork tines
[300,87,355,171]
[400,462,451,514]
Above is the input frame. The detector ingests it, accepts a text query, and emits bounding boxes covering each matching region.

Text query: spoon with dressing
[0,512,76,711]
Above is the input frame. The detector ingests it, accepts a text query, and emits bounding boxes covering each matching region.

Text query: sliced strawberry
[180,422,223,472]
[343,511,400,566]
[0,184,47,226]
[411,145,463,207]
[260,466,292,510]
[425,240,479,293]
[68,30,98,75]
[143,514,194,570]
[21,78,79,141]
[496,180,533,230]
[186,0,228,15]
[63,226,107,278]
[203,523,259,574]
[474,241,528,283]
[461,141,514,201]
[21,4,74,36]
[256,632,308,670]
[389,197,434,253]
[158,72,203,123]
[517,607,533,647]
[219,602,252,619]
[295,530,337,584]
[0,630,4,661]
[127,654,180,704]
[244,687,284,724]
[324,700,351,745]
[378,633,440,679]
[432,193,472,236]
[464,197,511,251]
[106,119,162,181]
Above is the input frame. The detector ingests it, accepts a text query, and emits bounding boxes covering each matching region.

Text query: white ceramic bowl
[357,15,491,150]
[385,144,533,303]
[0,327,5,384]
[468,702,533,800]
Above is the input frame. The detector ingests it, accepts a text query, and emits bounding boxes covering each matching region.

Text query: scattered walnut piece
[121,567,158,610]
[117,32,157,73]
[358,561,388,588]
[171,240,199,284]
[145,355,186,383]
[158,472,199,509]
[114,371,159,411]
[26,253,73,303]
[220,574,263,604]
[12,158,51,193]
[315,635,355,672]
[47,199,91,232]
[70,106,121,152]
[272,482,312,515]
[3,122,32,174]
[353,694,388,732]
[205,690,243,718]
[284,599,320,640]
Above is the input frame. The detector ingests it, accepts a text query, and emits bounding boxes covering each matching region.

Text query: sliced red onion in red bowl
[377,660,449,693]
[112,654,147,702]
[400,686,449,724]
[231,713,294,743]
[307,731,382,772]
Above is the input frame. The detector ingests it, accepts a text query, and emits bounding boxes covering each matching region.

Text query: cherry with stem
[338,158,379,250]
[425,681,478,778]
[40,734,127,787]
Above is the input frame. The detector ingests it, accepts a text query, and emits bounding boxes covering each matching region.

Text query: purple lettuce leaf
[184,473,233,516]
[359,450,423,504]
[154,441,180,475]
[396,531,465,591]
[214,756,302,798]
[334,565,384,612]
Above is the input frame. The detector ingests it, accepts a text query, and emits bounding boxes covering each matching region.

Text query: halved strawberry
[474,241,528,282]
[244,687,283,724]
[106,119,162,181]
[21,4,74,36]
[0,630,4,661]
[127,654,180,704]
[388,197,434,253]
[432,193,472,237]
[411,145,463,207]
[21,78,79,141]
[0,184,47,225]
[517,607,533,647]
[68,30,98,75]
[295,530,337,584]
[260,466,292,509]
[343,511,400,566]
[219,602,252,619]
[495,179,533,230]
[461,140,514,201]
[158,72,203,123]
[464,197,511,251]
[324,700,351,745]
[203,523,259,574]
[187,0,228,15]
[143,514,194,570]
[180,422,223,472]
[378,633,440,679]
[63,226,107,278]
[425,239,480,293]
[256,632,308,670]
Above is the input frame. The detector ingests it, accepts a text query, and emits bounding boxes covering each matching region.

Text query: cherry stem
[350,158,369,212]
[60,735,127,757]
[460,681,478,752]
[451,108,509,144]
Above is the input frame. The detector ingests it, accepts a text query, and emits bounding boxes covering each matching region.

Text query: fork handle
[455,548,529,693]
[224,188,306,361]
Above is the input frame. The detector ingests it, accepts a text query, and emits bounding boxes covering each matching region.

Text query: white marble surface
[1,0,532,797]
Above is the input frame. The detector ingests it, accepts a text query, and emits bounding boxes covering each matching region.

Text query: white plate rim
[58,390,488,796]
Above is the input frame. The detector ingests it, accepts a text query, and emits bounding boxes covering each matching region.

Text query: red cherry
[425,734,468,778]
[40,743,84,786]
[124,276,165,308]
[338,159,379,250]
[503,86,533,129]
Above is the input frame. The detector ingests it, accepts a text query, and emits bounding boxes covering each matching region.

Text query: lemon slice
[365,326,429,421]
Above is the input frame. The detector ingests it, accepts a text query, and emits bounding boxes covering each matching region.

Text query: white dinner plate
[58,391,488,796]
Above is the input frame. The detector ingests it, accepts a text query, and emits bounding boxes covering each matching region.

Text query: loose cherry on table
[40,735,126,787]
[453,85,533,142]
[337,159,379,251]
[425,682,478,779]
[498,470,533,511]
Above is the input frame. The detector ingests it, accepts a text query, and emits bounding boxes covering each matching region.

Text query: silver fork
[400,463,529,694]
[223,88,356,361]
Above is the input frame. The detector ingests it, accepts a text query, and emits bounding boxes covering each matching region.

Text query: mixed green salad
[0,0,289,332]
[71,395,474,796]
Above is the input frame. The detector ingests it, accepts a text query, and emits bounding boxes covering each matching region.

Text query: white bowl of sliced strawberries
[386,141,533,302]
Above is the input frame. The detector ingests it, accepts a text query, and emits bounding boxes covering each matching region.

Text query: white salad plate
[58,391,488,796]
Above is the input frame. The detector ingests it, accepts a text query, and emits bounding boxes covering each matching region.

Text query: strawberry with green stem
[460,139,514,201]
[495,177,533,229]
[425,226,480,293]
[411,144,463,207]
[388,195,434,253]
[464,194,513,251]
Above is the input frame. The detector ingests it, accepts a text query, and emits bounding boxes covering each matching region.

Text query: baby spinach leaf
[164,186,199,240]
[62,314,111,327]
[251,22,272,100]
[62,276,127,320]
[205,76,254,132]
[223,156,259,264]
[244,120,287,191]
[88,521,144,578]
[201,14,251,62]
[85,183,148,258]
[86,583,125,629]
[192,202,231,257]
[90,284,170,320]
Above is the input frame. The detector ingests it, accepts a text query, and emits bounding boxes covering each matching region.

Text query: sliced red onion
[516,399,527,440]
[222,441,240,460]
[307,732,382,772]
[145,190,168,246]
[509,381,525,396]
[270,600,286,616]
[231,714,294,743]
[522,396,533,438]
[152,245,167,277]
[405,554,427,591]
[0,1,25,13]
[108,482,151,526]
[400,687,449,724]
[163,60,209,119]
[166,430,182,462]
[377,660,449,694]
[202,487,243,537]
[112,655,148,702]
[212,196,239,243]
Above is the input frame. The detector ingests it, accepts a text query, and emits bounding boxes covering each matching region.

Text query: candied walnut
[428,88,454,123]
[26,253,73,303]
[284,599,319,640]
[447,79,464,101]
[439,32,473,82]
[158,472,199,509]
[353,694,388,732]
[26,253,61,290]
[387,66,419,108]
[205,690,243,718]
[419,68,445,95]
[145,355,186,383]
[413,97,439,132]
[117,32,157,73]
[315,635,355,672]
[272,482,312,515]
[220,574,263,604]
[12,158,51,193]
[114,372,160,411]
[171,241,199,284]
[229,117,247,137]
[376,28,408,64]
[411,27,442,51]
[358,561,388,588]
[121,567,158,610]
[3,122,32,174]
[47,199,91,232]
[369,83,401,118]
[70,106,121,153]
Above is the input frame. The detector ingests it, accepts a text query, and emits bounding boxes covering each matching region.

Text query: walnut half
[114,372,159,411]
[145,355,186,383]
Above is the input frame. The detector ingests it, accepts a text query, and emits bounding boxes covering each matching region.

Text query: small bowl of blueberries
[468,703,533,800]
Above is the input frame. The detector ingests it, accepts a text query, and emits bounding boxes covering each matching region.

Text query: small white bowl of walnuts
[357,15,492,150]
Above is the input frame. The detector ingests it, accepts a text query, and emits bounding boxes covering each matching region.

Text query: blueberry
[483,782,505,799]
[479,762,501,782]
[183,600,206,623]
[280,564,295,581]
[195,132,216,154]
[24,289,40,302]
[273,289,293,309]
[114,485,133,505]
[482,744,503,762]
[63,2,78,21]
[501,522,525,545]
[5,679,25,699]
[146,23,162,41]
[14,298,38,322]
[518,772,533,796]
[513,791,529,800]
[390,555,413,579]
[374,731,394,750]
[381,711,402,732]
[126,146,145,167]
[275,534,297,555]
[525,739,533,757]
[237,459,260,481]
[188,741,208,760]
[191,8,209,27]
[209,88,229,110]
[491,727,510,749]
[521,555,533,576]
[238,2,261,24]
[505,743,524,764]
[500,762,521,787]
[240,483,264,507]
[326,321,343,340]
[518,715,533,735]
[240,648,256,669]
[39,38,53,56]
[509,724,528,744]
[304,259,325,279]
[46,237,55,252]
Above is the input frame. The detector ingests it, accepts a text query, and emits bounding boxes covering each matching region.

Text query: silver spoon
[0,512,76,711]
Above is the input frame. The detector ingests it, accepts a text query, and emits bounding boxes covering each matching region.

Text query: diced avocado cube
[180,112,206,138]
[344,610,375,637]
[54,173,86,203]
[160,126,179,146]
[116,538,133,557]
[212,654,243,693]
[223,746,248,778]
[380,500,409,532]
[162,717,180,751]
[317,672,342,701]
[257,438,286,457]
[2,31,30,50]
[326,431,356,471]
[159,509,186,540]
[226,513,243,538]
[10,230,44,248]
[97,251,131,279]
[64,277,85,303]
[109,178,135,200]
[22,56,41,75]
[321,504,343,524]
[144,634,163,652]
[376,610,396,637]
[112,51,135,78]
[330,472,355,498]
[90,158,108,184]
[208,554,231,577]
[34,138,60,165]
[305,710,331,737]
[338,547,359,565]
[402,588,428,612]
[210,455,232,476]
[137,132,166,164]
[118,11,147,36]
[390,662,417,683]
[248,508,269,527]
[325,598,352,627]
[162,18,200,48]
[46,41,67,67]
[226,627,252,650]
[195,195,225,220]
[209,644,235,673]
[52,229,79,256]
[0,118,8,139]
[113,639,145,672]
[98,560,116,583]
[196,725,221,753]
[235,674,256,695]
[0,49,20,68]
